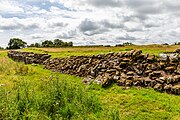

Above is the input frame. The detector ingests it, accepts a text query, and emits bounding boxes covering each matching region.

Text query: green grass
[21,45,180,58]
[1,46,180,120]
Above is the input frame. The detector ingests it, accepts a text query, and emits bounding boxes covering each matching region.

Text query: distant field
[0,45,180,119]
[22,45,180,58]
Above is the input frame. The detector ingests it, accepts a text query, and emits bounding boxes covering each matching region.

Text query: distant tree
[122,42,134,46]
[68,42,73,47]
[7,38,27,49]
[162,43,169,45]
[175,42,180,45]
[54,39,64,47]
[28,39,73,48]
[29,44,35,47]
[0,46,4,50]
[34,43,41,47]
[42,40,54,47]
[54,39,73,47]
[115,44,124,47]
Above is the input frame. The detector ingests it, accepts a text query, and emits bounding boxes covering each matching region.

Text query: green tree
[42,40,54,47]
[34,43,41,47]
[29,44,35,47]
[0,46,4,50]
[68,42,73,47]
[54,39,63,47]
[122,42,134,46]
[7,38,27,49]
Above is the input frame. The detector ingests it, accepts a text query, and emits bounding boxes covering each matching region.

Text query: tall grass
[0,57,34,75]
[0,78,102,119]
[0,56,121,119]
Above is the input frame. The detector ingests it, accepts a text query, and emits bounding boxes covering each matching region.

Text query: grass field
[0,45,180,120]
[22,45,180,58]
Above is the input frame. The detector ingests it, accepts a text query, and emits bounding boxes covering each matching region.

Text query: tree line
[29,39,73,48]
[5,38,73,49]
[1,38,180,50]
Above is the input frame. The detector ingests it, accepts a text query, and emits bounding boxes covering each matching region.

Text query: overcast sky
[0,0,180,47]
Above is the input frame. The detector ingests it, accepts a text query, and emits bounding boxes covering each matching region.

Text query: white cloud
[0,0,180,47]
[0,1,24,14]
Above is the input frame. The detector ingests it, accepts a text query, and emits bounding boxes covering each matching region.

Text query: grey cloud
[144,23,160,28]
[0,22,39,31]
[83,28,108,36]
[79,19,99,32]
[168,30,180,37]
[56,30,77,39]
[125,0,163,14]
[31,34,43,39]
[116,14,148,23]
[48,22,68,28]
[79,19,125,36]
[100,20,124,29]
[116,34,137,40]
[87,0,122,7]
[79,19,108,36]
[125,27,143,32]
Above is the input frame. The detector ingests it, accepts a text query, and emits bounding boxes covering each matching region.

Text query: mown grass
[1,46,180,120]
[21,45,180,58]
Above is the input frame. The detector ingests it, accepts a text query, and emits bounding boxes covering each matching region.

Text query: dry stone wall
[8,49,180,95]
[8,51,51,64]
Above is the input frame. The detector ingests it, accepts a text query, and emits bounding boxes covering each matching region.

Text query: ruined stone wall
[8,51,51,64]
[8,49,180,95]
[43,50,180,95]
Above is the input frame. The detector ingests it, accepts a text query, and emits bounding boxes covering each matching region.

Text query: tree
[68,42,73,47]
[34,43,41,47]
[0,46,4,50]
[54,39,63,47]
[175,42,180,45]
[122,42,134,46]
[42,40,54,47]
[7,38,27,49]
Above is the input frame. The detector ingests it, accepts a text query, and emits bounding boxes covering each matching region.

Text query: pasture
[0,45,180,120]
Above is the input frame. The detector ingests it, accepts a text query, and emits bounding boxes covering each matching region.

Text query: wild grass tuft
[0,77,102,119]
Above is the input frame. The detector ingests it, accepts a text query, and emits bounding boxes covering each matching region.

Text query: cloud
[124,0,164,15]
[116,33,137,40]
[48,19,68,28]
[100,20,124,29]
[79,19,125,36]
[0,1,24,14]
[0,17,39,31]
[87,0,122,7]
[31,34,44,39]
[79,19,99,32]
[0,0,180,47]
[56,30,77,39]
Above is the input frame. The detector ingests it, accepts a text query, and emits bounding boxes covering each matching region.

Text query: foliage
[122,42,134,46]
[174,42,180,45]
[0,47,4,50]
[7,38,27,49]
[0,57,34,75]
[28,39,73,48]
[0,79,102,119]
[42,40,54,47]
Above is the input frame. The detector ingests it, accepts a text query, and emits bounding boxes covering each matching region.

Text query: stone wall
[8,49,180,95]
[8,51,51,64]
